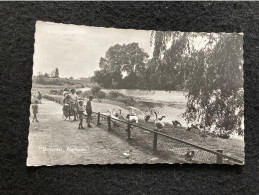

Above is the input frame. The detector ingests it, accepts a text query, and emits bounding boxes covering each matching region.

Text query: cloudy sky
[33,21,153,78]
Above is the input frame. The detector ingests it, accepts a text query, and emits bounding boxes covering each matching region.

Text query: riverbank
[41,93,244,162]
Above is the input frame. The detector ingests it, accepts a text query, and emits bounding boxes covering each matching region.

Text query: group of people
[63,88,94,129]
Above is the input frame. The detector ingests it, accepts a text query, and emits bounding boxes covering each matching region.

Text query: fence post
[153,131,158,154]
[97,112,101,126]
[107,116,111,131]
[127,123,131,139]
[216,149,223,164]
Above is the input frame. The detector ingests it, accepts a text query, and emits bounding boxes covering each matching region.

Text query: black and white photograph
[27,21,244,166]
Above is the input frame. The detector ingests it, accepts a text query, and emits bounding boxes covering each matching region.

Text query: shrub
[35,77,63,85]
[49,89,63,95]
[116,96,135,106]
[108,91,124,99]
[82,90,92,98]
[95,91,106,99]
[90,84,101,95]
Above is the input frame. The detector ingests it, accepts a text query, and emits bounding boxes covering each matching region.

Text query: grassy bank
[42,93,244,162]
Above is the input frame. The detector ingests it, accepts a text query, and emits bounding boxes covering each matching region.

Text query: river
[79,88,188,126]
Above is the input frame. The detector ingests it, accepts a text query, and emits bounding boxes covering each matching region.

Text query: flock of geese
[100,107,182,131]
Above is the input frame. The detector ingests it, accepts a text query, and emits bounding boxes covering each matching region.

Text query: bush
[95,91,106,99]
[49,89,63,95]
[90,84,101,95]
[116,96,135,106]
[82,90,92,98]
[35,77,63,85]
[108,91,124,99]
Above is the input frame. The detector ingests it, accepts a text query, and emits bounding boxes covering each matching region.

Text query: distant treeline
[33,69,92,88]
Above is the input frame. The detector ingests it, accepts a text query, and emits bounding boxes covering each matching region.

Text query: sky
[33,21,153,78]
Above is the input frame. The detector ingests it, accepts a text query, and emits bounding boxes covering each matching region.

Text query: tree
[97,43,149,89]
[43,73,50,78]
[151,31,244,129]
[50,68,59,78]
[55,68,59,78]
[92,70,113,88]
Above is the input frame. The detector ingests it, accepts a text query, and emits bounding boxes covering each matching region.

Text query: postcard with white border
[27,21,244,166]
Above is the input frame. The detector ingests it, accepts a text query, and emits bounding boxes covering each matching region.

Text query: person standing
[37,91,42,104]
[86,96,93,128]
[78,100,85,129]
[32,100,39,122]
[70,89,78,121]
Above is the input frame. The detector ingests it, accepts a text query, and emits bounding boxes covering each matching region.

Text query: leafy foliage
[151,31,244,130]
[93,43,149,89]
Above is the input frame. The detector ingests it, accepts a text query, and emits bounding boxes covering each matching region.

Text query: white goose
[108,109,119,127]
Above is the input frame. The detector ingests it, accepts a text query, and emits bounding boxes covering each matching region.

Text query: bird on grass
[154,112,165,130]
[123,149,133,159]
[186,124,199,131]
[126,114,138,124]
[172,120,182,127]
[185,150,195,161]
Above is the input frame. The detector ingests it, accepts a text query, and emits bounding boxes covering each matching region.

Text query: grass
[43,93,244,164]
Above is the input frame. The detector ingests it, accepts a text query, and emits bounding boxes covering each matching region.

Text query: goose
[113,109,125,120]
[144,108,152,122]
[154,112,165,130]
[118,109,126,120]
[112,109,119,118]
[144,115,151,122]
[158,116,166,121]
[108,110,120,127]
[172,120,182,127]
[108,109,118,119]
[126,114,138,124]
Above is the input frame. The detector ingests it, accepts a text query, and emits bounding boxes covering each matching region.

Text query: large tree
[95,43,149,89]
[151,31,244,129]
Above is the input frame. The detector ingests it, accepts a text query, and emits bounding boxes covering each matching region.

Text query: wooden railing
[43,94,244,165]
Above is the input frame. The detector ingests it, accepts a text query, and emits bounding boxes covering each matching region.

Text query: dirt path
[27,99,159,166]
